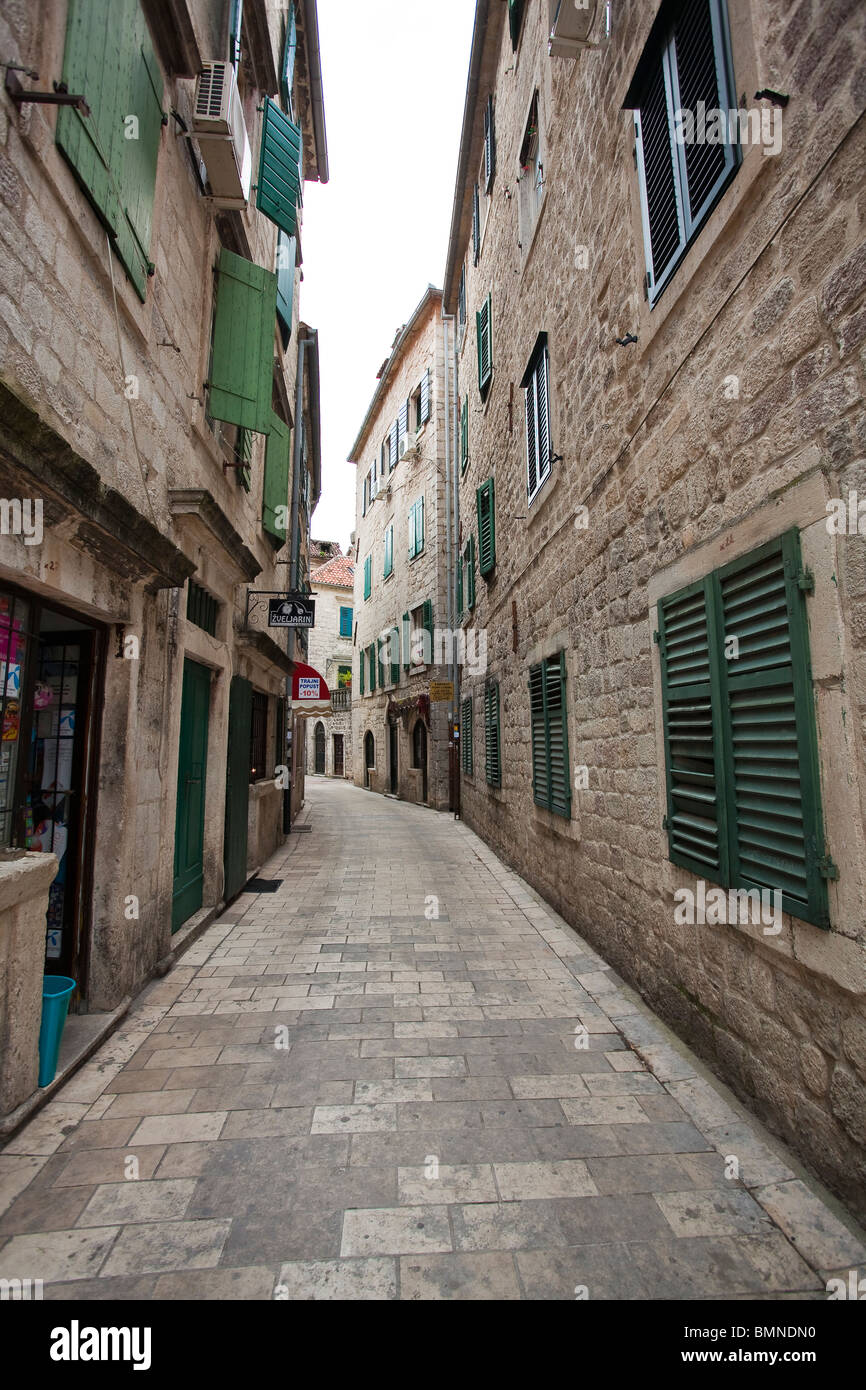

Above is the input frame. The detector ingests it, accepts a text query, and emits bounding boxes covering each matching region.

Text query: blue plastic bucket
[38,976,76,1087]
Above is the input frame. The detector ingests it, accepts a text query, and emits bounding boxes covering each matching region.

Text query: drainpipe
[442,307,461,816]
[285,330,309,833]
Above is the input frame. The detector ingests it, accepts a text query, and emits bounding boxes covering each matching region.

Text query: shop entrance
[172,658,211,931]
[0,586,104,1001]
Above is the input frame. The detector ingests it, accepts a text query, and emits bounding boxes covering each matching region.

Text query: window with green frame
[485,681,501,788]
[461,696,473,775]
[657,528,832,928]
[477,479,495,576]
[529,651,571,818]
[384,524,394,578]
[364,554,372,600]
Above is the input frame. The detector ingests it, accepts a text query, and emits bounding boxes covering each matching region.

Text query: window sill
[532,801,579,841]
[526,465,561,527]
[520,191,548,279]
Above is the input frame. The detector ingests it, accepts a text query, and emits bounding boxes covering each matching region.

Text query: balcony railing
[331,688,351,711]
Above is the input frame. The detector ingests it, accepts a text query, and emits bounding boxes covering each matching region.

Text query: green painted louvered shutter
[462,696,473,774]
[477,295,492,395]
[262,412,290,541]
[546,652,571,817]
[364,554,371,600]
[422,600,433,665]
[118,31,164,298]
[715,531,829,927]
[420,369,431,426]
[257,97,302,238]
[477,478,495,576]
[276,230,296,345]
[236,425,252,492]
[359,648,365,696]
[484,95,496,192]
[384,526,393,578]
[485,682,501,787]
[461,396,469,473]
[508,0,524,49]
[529,662,546,804]
[402,612,411,672]
[390,424,399,472]
[369,644,376,691]
[398,399,410,452]
[658,576,726,880]
[56,0,126,246]
[456,547,463,618]
[463,537,476,611]
[209,249,276,434]
[390,626,400,686]
[472,183,480,264]
[281,5,297,109]
[378,637,385,690]
[229,0,243,65]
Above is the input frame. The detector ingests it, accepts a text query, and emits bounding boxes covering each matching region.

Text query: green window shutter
[508,0,525,49]
[364,554,372,600]
[417,495,425,553]
[229,0,243,65]
[408,503,416,560]
[422,599,434,665]
[280,5,297,109]
[369,644,376,691]
[529,662,546,804]
[390,626,400,686]
[462,697,473,775]
[384,525,393,578]
[378,636,386,689]
[339,606,353,638]
[485,681,501,787]
[256,97,302,238]
[235,425,252,492]
[464,537,476,611]
[420,369,431,426]
[262,412,290,541]
[457,548,464,618]
[117,35,164,298]
[275,230,296,345]
[477,478,495,576]
[477,295,492,396]
[402,612,411,672]
[209,249,277,434]
[359,647,365,696]
[461,396,469,474]
[472,182,480,264]
[484,95,496,192]
[529,653,571,817]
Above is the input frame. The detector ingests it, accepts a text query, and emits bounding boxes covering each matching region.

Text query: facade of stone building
[443,0,866,1218]
[349,288,453,810]
[305,548,355,780]
[0,0,328,1097]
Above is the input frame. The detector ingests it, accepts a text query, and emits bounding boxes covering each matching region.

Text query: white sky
[302,0,476,554]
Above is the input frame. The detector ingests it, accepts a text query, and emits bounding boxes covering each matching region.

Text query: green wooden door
[224,675,252,903]
[172,659,211,932]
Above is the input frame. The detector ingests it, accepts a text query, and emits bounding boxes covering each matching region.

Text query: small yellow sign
[429,681,454,702]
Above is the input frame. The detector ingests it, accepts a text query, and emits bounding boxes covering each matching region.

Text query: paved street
[1,779,864,1300]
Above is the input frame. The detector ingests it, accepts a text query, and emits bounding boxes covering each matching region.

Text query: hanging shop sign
[268,595,315,629]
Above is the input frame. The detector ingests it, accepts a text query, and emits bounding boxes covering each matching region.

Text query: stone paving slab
[1,780,864,1300]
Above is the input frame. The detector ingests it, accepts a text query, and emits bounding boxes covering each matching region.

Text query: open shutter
[477,478,495,576]
[256,97,302,238]
[398,399,410,452]
[369,644,376,692]
[118,33,164,297]
[229,0,243,65]
[508,0,525,49]
[529,662,546,804]
[634,60,684,293]
[672,0,737,225]
[462,697,473,775]
[484,95,496,191]
[546,653,571,817]
[378,637,385,690]
[280,5,297,109]
[476,295,492,395]
[420,369,431,426]
[461,397,469,473]
[408,502,417,560]
[456,547,464,619]
[359,647,365,696]
[715,532,829,926]
[384,526,393,578]
[208,249,276,434]
[537,346,550,482]
[472,182,481,264]
[236,425,252,492]
[466,536,476,611]
[402,612,411,672]
[390,626,400,686]
[364,554,371,600]
[525,373,538,499]
[485,682,501,787]
[658,577,726,880]
[262,412,289,541]
[422,599,434,665]
[390,424,399,472]
[275,230,296,345]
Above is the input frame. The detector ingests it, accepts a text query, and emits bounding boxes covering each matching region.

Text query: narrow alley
[1,780,862,1301]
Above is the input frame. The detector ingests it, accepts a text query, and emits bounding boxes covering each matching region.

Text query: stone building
[305,545,354,779]
[443,0,866,1218]
[0,0,327,1120]
[349,288,453,809]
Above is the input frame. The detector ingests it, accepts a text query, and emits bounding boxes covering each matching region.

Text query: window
[522,333,551,503]
[384,525,394,579]
[477,478,495,576]
[337,665,352,687]
[461,397,469,474]
[409,497,425,559]
[508,0,525,49]
[418,369,431,428]
[458,267,467,330]
[461,696,473,775]
[364,554,372,600]
[389,627,401,686]
[458,536,475,617]
[409,601,434,667]
[368,643,376,691]
[339,606,353,638]
[518,93,544,248]
[657,529,831,928]
[472,183,481,265]
[485,681,501,787]
[56,0,164,302]
[187,581,218,636]
[626,0,739,306]
[529,651,571,817]
[249,691,268,782]
[484,95,496,193]
[476,294,493,398]
[280,4,297,114]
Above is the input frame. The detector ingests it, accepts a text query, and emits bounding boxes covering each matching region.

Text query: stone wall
[448,0,866,1218]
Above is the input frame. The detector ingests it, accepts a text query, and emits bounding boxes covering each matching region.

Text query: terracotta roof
[311,553,354,589]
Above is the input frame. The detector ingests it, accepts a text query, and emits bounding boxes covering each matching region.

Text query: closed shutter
[477,478,495,576]
[673,0,736,223]
[484,95,496,192]
[529,663,546,804]
[256,97,302,238]
[369,644,376,691]
[208,249,277,434]
[476,294,492,395]
[461,396,469,473]
[359,647,365,696]
[508,0,525,50]
[462,696,473,775]
[390,424,399,471]
[390,626,401,685]
[422,599,434,665]
[262,412,289,541]
[485,681,501,787]
[529,653,571,817]
[384,525,393,578]
[378,638,385,690]
[464,536,476,611]
[402,612,411,672]
[420,369,431,425]
[276,230,296,345]
[364,554,371,600]
[472,182,480,265]
[340,607,353,638]
[280,5,297,109]
[410,496,424,557]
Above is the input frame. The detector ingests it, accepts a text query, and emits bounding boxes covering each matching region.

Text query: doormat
[245,879,283,893]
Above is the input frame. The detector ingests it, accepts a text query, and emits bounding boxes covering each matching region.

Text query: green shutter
[340,606,353,638]
[485,682,501,787]
[472,183,480,264]
[390,626,400,686]
[359,646,365,696]
[417,495,425,553]
[378,637,385,689]
[462,696,473,775]
[477,294,492,395]
[236,425,252,492]
[529,662,546,803]
[508,0,525,49]
[256,97,302,238]
[422,599,433,665]
[280,5,297,109]
[209,249,277,434]
[457,548,464,618]
[408,503,416,559]
[384,525,393,578]
[477,478,495,576]
[402,612,411,672]
[464,537,476,611]
[461,396,469,474]
[529,653,571,817]
[484,95,496,192]
[57,0,164,302]
[262,412,290,541]
[276,230,296,345]
[364,554,372,600]
[369,644,376,691]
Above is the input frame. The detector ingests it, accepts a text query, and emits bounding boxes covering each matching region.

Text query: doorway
[172,658,211,931]
[389,722,398,794]
[223,674,251,906]
[364,731,374,788]
[333,733,344,778]
[314,720,326,774]
[413,718,428,804]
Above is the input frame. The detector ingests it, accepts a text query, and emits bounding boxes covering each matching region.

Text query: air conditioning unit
[192,61,252,208]
[548,0,599,58]
[400,435,420,462]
